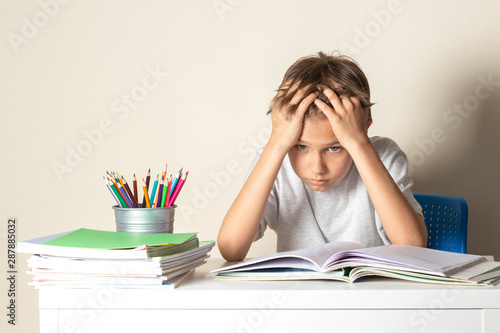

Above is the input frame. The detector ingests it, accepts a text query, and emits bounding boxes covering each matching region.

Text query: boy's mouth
[308,178,328,186]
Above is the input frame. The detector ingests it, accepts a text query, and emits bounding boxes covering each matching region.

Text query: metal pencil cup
[112,205,176,233]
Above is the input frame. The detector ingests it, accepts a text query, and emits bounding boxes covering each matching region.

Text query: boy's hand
[313,85,371,151]
[269,83,319,151]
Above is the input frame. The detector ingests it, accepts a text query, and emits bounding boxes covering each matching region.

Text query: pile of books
[212,242,500,286]
[17,228,215,289]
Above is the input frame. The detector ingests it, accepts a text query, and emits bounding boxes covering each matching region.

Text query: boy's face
[288,116,353,191]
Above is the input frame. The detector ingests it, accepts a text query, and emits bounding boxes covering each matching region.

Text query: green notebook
[42,228,197,250]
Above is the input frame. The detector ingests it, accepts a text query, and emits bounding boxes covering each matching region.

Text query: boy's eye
[296,145,308,151]
[328,146,341,152]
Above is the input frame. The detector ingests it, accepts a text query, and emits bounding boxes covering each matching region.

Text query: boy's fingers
[289,85,313,105]
[295,91,319,117]
[320,87,345,113]
[350,97,370,120]
[313,98,336,119]
[350,96,361,107]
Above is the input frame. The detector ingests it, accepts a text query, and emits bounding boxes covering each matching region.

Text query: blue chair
[413,193,468,253]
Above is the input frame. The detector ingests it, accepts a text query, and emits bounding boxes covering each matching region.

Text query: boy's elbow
[396,229,428,248]
[416,230,428,248]
[397,214,428,248]
[217,233,247,262]
[413,215,428,248]
[220,251,246,263]
[392,236,427,248]
[391,219,428,248]
[408,236,427,248]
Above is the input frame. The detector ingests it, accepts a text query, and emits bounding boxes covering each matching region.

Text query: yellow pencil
[142,178,151,208]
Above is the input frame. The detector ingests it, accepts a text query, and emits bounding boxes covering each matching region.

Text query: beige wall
[1,0,500,331]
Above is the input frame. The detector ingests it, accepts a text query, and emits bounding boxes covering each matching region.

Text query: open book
[212,242,500,285]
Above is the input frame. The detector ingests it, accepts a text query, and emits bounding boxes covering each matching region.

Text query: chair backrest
[413,193,468,253]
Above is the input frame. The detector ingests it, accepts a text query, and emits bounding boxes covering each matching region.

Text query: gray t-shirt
[249,136,422,252]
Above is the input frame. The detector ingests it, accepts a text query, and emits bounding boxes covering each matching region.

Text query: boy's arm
[314,87,427,247]
[217,88,319,262]
[217,142,287,262]
[346,140,427,246]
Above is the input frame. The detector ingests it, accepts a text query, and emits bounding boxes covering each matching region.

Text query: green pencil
[161,177,169,207]
[108,179,127,208]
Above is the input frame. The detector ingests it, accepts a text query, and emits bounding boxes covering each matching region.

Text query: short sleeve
[372,137,423,243]
[375,137,423,216]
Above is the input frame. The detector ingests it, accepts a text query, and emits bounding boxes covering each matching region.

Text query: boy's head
[270,52,373,191]
[268,51,373,122]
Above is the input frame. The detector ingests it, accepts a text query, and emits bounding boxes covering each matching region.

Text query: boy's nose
[309,152,326,175]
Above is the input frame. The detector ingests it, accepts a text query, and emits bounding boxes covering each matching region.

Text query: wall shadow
[412,75,500,258]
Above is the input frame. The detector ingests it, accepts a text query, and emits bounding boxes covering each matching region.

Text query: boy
[218,52,427,262]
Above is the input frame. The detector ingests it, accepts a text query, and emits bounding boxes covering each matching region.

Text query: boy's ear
[365,107,372,131]
[366,118,372,131]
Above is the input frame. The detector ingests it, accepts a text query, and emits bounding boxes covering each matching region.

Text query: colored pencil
[152,176,161,208]
[109,177,129,208]
[104,177,122,207]
[166,175,172,207]
[162,163,168,182]
[117,182,134,208]
[121,176,138,208]
[106,171,116,182]
[111,178,129,208]
[142,169,151,208]
[104,165,187,209]
[142,178,151,208]
[117,172,125,187]
[108,179,127,208]
[155,178,164,208]
[149,174,159,206]
[170,168,182,196]
[168,171,188,206]
[161,177,169,207]
[133,174,138,207]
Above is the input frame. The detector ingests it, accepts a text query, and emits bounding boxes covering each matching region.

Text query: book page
[325,244,485,275]
[451,261,500,280]
[216,269,348,281]
[211,242,363,273]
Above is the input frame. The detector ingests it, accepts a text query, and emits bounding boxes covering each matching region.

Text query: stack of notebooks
[212,242,500,286]
[17,228,215,289]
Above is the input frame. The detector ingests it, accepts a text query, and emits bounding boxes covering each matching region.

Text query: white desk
[39,258,500,333]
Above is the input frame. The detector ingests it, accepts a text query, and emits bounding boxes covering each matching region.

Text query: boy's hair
[268,51,374,121]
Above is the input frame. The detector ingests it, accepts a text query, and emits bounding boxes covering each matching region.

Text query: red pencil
[168,171,188,206]
[166,175,172,206]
